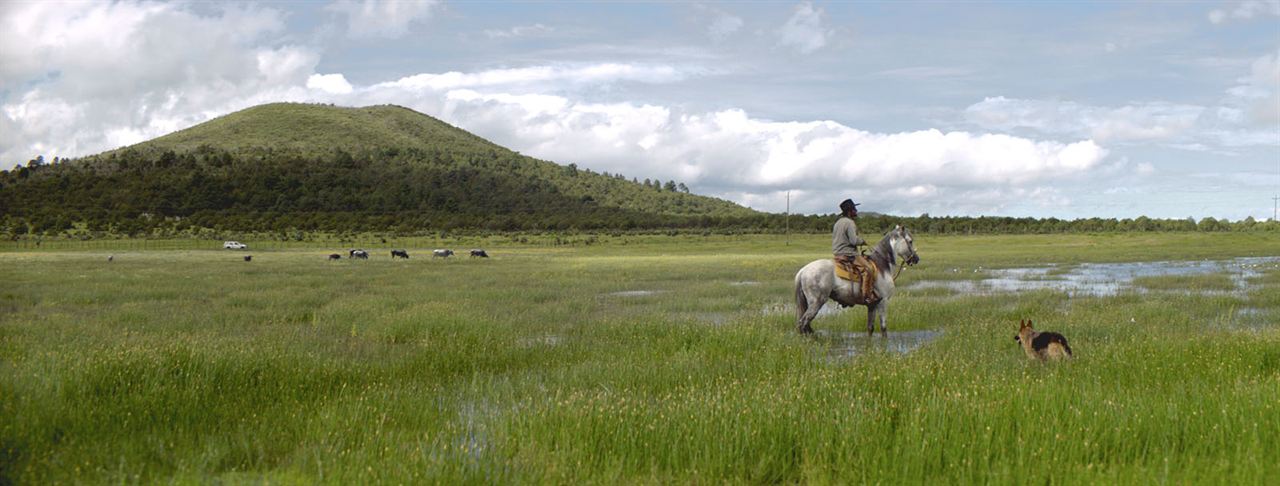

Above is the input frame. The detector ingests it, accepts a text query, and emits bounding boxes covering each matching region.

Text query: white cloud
[1231,50,1280,124]
[326,0,440,39]
[965,94,1278,152]
[1136,162,1156,175]
[1191,49,1280,147]
[483,23,554,39]
[0,1,320,163]
[692,4,744,43]
[404,89,1107,214]
[307,73,355,94]
[964,48,1279,152]
[1208,0,1280,24]
[1168,143,1214,152]
[708,12,744,42]
[374,63,687,92]
[777,2,831,54]
[872,66,973,80]
[965,97,1204,143]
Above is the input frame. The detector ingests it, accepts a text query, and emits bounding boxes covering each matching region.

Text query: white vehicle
[223,241,248,250]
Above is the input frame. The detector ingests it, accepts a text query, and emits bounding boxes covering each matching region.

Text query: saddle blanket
[835,261,854,281]
[834,255,877,282]
[835,255,882,305]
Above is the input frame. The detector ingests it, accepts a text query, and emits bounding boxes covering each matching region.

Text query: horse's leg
[865,303,877,336]
[796,284,829,334]
[864,301,888,336]
[794,281,809,332]
[798,295,824,334]
[878,302,888,335]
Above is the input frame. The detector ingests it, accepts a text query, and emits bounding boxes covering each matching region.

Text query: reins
[867,230,916,283]
[884,233,912,282]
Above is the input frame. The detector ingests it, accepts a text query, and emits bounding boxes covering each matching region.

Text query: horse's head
[890,225,920,266]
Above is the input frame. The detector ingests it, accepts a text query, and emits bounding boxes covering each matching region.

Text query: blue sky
[2,1,1277,219]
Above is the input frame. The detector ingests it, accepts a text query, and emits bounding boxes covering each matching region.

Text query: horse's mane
[868,229,898,271]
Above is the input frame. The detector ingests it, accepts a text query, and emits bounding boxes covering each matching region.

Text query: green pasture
[1,232,1278,484]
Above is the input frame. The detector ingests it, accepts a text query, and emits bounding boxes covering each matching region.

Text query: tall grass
[1,233,1277,483]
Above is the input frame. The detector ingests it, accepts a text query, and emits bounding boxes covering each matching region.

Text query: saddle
[834,255,880,305]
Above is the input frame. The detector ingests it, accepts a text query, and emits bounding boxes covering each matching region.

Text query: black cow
[328,253,342,261]
[469,249,489,258]
[391,249,410,259]
[243,255,252,262]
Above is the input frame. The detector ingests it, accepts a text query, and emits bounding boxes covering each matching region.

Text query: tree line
[2,151,1276,239]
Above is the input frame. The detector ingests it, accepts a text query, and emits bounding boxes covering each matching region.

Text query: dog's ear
[1027,319,1033,329]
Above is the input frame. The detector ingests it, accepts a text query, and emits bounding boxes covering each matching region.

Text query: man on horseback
[795,207,919,335]
[832,199,865,256]
[833,198,878,304]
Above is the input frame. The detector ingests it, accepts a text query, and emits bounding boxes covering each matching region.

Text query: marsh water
[597,257,1277,360]
[907,256,1280,297]
[812,329,942,359]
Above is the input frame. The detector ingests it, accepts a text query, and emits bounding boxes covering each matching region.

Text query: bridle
[889,231,918,282]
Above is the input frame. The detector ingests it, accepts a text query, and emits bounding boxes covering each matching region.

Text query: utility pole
[785,191,790,246]
[1273,195,1278,222]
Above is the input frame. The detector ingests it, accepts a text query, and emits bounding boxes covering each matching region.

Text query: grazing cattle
[470,249,489,258]
[432,249,454,258]
[328,253,341,261]
[244,255,252,262]
[391,249,410,259]
[350,249,369,259]
[107,255,114,262]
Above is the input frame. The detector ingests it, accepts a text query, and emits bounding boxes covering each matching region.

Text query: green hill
[125,103,757,219]
[125,103,501,156]
[1,102,770,235]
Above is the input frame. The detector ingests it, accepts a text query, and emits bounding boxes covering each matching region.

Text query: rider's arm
[848,221,866,247]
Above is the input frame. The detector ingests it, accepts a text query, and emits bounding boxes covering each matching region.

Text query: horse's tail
[794,276,808,321]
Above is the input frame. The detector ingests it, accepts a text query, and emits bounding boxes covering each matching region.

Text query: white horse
[794,225,920,335]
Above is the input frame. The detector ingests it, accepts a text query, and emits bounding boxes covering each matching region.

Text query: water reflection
[812,329,942,360]
[908,257,1280,297]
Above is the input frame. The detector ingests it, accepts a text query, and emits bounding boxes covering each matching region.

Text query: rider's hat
[839,199,860,213]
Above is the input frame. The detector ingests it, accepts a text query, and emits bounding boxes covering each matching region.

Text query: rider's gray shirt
[832,216,865,256]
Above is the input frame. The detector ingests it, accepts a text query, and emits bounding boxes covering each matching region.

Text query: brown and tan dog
[1014,319,1073,361]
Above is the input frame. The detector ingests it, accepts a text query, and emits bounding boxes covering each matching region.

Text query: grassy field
[2,232,1278,484]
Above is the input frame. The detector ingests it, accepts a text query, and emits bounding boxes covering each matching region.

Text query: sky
[1,1,1277,220]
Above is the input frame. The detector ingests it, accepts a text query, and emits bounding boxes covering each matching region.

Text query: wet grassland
[2,232,1278,483]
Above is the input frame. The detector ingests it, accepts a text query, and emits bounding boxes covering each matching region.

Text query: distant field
[2,232,1278,483]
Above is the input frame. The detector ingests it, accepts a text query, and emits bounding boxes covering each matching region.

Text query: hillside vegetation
[124,103,500,156]
[0,103,760,234]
